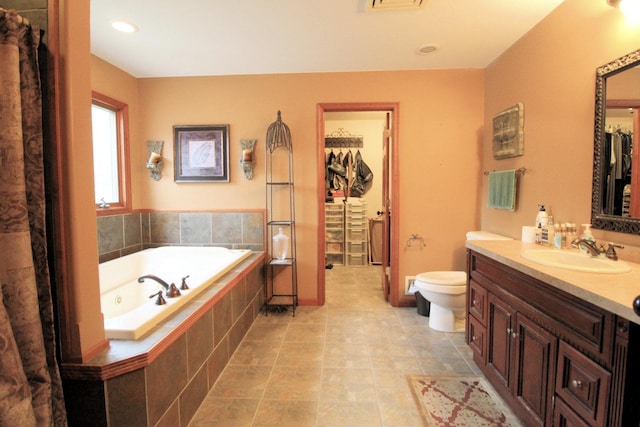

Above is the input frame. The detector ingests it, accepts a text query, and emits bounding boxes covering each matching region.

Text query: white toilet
[414,231,512,332]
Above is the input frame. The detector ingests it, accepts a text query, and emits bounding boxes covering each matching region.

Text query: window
[91,91,131,214]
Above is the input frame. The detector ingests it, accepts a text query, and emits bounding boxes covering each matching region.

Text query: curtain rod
[0,7,32,26]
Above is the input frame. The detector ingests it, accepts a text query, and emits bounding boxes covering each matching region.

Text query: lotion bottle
[536,204,548,228]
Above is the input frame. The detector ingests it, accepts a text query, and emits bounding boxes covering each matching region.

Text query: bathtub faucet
[138,274,181,298]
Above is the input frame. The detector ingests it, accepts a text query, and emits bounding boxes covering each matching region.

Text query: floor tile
[189,265,477,426]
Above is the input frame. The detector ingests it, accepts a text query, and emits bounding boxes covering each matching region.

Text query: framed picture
[174,125,230,182]
[492,103,524,159]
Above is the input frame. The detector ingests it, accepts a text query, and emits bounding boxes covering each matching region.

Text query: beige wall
[133,70,484,303]
[482,0,640,250]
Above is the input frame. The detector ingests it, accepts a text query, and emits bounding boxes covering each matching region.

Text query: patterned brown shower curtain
[0,9,67,426]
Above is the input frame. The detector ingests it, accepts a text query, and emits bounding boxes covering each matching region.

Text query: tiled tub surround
[61,252,265,427]
[97,211,265,263]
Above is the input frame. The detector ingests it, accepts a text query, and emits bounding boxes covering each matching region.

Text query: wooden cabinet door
[513,312,557,427]
[487,293,514,391]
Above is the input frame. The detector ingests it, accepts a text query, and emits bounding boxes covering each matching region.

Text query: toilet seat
[415,271,466,295]
[416,271,466,285]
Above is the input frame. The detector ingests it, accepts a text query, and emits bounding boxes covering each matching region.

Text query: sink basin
[521,249,631,274]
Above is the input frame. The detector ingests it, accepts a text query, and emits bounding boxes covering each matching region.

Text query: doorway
[316,103,400,306]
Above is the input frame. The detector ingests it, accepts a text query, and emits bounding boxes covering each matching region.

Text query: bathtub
[99,246,253,340]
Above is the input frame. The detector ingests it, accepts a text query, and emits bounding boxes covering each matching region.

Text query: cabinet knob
[633,295,640,316]
[472,299,478,306]
[571,379,583,389]
[511,332,517,339]
[506,328,512,334]
[472,335,477,342]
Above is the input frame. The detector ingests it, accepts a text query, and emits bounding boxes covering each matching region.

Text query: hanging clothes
[349,150,374,197]
[603,130,633,215]
[325,149,336,191]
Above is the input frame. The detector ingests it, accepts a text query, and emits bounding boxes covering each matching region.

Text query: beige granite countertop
[466,240,640,324]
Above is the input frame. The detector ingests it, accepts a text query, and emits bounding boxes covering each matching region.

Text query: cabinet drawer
[346,228,365,241]
[346,253,366,266]
[468,314,486,366]
[326,229,344,242]
[326,242,343,253]
[553,397,591,427]
[326,253,344,265]
[556,340,611,427]
[324,203,343,213]
[345,205,366,215]
[469,279,487,325]
[346,219,366,228]
[346,241,366,254]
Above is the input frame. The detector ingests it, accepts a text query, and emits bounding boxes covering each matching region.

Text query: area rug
[407,375,522,426]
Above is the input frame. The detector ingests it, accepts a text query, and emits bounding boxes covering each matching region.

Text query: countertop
[466,240,640,324]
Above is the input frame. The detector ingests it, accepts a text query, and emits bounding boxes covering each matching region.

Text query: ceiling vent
[367,0,425,11]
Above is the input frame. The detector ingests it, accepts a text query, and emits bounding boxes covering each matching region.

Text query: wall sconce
[608,0,640,21]
[146,140,164,181]
[240,139,257,180]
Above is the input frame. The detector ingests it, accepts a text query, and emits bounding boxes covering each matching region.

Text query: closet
[324,129,371,267]
[323,121,382,268]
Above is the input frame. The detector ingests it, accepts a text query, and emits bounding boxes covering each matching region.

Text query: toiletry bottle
[581,224,595,242]
[536,204,548,228]
[546,215,555,246]
[553,224,562,248]
[577,224,595,254]
[272,227,289,260]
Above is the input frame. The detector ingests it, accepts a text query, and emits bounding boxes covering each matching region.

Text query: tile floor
[188,265,482,427]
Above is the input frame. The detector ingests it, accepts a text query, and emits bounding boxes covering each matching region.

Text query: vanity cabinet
[466,250,640,427]
[484,291,556,426]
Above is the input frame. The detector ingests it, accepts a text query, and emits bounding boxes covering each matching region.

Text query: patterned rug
[407,375,522,426]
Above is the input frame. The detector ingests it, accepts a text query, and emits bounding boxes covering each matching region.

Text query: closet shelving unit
[264,111,298,316]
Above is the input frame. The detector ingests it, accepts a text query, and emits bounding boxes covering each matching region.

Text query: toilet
[414,231,512,332]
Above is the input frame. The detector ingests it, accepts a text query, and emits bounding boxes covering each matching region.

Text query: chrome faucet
[138,274,181,297]
[571,239,624,260]
[571,238,604,257]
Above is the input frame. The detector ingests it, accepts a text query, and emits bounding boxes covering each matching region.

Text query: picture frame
[492,103,524,159]
[174,125,230,182]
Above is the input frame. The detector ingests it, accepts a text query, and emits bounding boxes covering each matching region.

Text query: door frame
[316,102,401,306]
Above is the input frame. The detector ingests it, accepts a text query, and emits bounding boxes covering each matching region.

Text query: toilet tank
[466,231,512,241]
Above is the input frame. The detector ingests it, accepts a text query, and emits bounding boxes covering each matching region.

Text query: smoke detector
[367,0,425,11]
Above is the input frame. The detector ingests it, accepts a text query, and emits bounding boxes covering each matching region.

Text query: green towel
[488,170,516,211]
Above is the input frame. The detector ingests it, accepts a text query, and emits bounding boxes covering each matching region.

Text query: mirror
[592,48,640,234]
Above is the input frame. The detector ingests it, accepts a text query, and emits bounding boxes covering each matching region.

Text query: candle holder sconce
[240,139,257,180]
[146,140,164,181]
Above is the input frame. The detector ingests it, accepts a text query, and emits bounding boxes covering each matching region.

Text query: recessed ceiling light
[416,44,439,55]
[111,20,138,33]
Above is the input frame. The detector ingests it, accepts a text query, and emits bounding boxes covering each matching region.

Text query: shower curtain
[0,9,67,426]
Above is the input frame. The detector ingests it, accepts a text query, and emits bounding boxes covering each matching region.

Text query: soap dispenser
[578,224,595,254]
[581,224,595,242]
[536,204,548,228]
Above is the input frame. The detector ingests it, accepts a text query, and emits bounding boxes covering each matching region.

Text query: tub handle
[180,275,190,290]
[149,291,166,305]
[166,283,182,298]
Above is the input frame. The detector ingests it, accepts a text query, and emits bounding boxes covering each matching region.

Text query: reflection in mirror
[593,49,640,234]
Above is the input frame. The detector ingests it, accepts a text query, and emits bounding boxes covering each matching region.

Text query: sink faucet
[571,238,604,257]
[570,239,624,260]
[138,274,181,297]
